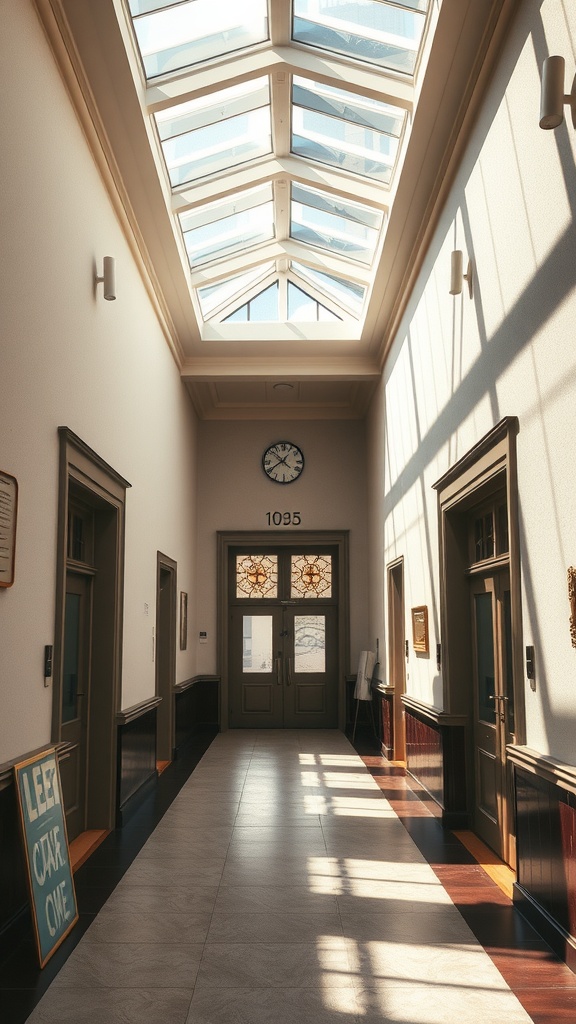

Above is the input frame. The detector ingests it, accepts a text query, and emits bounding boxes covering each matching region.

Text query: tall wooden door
[470,569,514,858]
[60,570,92,841]
[228,548,339,728]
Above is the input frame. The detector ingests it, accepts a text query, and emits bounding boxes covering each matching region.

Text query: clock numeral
[266,512,302,527]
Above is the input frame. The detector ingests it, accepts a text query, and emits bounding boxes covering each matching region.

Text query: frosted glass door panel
[294,615,325,672]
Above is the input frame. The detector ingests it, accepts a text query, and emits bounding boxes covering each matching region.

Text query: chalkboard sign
[14,749,78,967]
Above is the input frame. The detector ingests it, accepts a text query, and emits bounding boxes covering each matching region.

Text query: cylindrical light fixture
[102,256,116,301]
[540,55,566,129]
[449,249,463,295]
[96,256,116,300]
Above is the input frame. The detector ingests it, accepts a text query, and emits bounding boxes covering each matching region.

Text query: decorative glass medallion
[236,554,278,598]
[291,554,332,598]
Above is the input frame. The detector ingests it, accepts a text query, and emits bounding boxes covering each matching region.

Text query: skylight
[127,0,431,334]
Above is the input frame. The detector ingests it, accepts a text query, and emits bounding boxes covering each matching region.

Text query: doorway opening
[156,552,177,765]
[387,557,406,762]
[218,532,349,730]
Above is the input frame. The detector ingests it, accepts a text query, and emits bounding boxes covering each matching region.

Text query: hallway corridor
[4,730,576,1024]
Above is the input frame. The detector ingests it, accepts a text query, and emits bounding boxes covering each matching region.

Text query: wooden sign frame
[0,470,18,588]
[14,749,78,967]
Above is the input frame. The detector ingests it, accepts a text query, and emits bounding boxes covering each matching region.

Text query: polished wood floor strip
[454,828,516,898]
[69,829,109,872]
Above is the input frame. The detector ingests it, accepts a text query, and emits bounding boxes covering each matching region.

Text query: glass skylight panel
[198,263,275,318]
[292,77,403,180]
[291,262,366,316]
[288,284,340,322]
[291,183,381,266]
[224,283,279,322]
[292,0,427,75]
[130,0,269,79]
[179,185,274,267]
[156,78,271,187]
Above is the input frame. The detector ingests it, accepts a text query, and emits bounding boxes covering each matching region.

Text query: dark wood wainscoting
[0,770,31,957]
[403,696,468,827]
[174,676,220,757]
[116,697,161,825]
[372,684,394,759]
[509,746,576,971]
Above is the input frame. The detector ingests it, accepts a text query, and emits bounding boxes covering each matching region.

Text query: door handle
[286,657,293,686]
[275,657,282,686]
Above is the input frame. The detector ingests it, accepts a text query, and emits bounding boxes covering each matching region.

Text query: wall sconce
[95,256,116,301]
[449,250,473,298]
[539,56,576,129]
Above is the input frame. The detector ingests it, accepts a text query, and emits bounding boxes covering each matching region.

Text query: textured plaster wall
[0,0,199,762]
[366,0,576,761]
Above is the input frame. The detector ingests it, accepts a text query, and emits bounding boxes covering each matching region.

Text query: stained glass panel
[236,554,278,598]
[291,554,332,598]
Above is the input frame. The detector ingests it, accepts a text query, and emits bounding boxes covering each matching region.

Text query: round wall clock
[262,441,304,484]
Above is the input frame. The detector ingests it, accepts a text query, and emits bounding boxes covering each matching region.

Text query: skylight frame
[125,0,432,335]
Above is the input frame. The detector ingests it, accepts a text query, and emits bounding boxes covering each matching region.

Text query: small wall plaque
[411,605,429,654]
[0,470,18,588]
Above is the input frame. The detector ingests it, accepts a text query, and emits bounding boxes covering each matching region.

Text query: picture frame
[180,591,188,650]
[411,605,429,654]
[0,470,18,588]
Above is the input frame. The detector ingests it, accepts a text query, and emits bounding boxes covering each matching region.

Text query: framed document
[0,470,18,588]
[180,591,188,650]
[411,605,429,654]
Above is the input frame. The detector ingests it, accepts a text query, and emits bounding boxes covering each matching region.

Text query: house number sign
[266,511,302,526]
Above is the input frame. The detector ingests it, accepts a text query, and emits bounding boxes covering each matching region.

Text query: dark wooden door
[60,571,92,841]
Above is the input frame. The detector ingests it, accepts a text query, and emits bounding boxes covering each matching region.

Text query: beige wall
[195,419,369,680]
[367,0,576,761]
[0,0,199,762]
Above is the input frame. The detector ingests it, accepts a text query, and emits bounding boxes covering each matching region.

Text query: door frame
[433,417,523,866]
[218,531,349,731]
[52,428,130,833]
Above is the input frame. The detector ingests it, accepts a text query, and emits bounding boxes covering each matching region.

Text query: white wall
[195,419,369,678]
[367,0,576,761]
[0,0,199,763]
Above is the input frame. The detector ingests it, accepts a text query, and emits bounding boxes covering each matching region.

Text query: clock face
[262,442,304,484]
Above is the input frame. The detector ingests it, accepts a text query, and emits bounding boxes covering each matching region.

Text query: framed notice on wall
[14,749,78,967]
[0,470,18,588]
[411,605,429,654]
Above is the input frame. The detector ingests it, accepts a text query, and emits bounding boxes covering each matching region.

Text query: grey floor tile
[101,883,219,916]
[27,988,194,1024]
[52,941,203,988]
[206,908,344,943]
[185,986,361,1024]
[83,907,214,944]
[195,941,354,989]
[214,884,339,915]
[354,981,535,1024]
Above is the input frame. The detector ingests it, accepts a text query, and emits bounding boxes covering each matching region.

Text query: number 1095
[266,512,301,526]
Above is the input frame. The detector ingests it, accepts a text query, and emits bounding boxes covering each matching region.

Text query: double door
[470,569,515,859]
[228,547,339,728]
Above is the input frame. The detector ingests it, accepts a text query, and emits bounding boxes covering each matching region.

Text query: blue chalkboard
[14,749,78,967]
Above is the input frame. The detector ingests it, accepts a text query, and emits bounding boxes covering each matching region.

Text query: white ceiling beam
[180,355,379,380]
[146,46,413,112]
[172,155,389,213]
[189,238,372,290]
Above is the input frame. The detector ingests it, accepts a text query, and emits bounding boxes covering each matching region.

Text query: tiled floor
[1,728,575,1024]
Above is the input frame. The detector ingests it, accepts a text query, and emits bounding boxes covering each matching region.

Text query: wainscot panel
[509,745,576,972]
[372,683,394,759]
[403,696,468,827]
[116,697,160,825]
[174,676,220,757]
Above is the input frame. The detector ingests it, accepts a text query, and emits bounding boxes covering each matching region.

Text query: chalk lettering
[45,880,71,937]
[32,827,65,885]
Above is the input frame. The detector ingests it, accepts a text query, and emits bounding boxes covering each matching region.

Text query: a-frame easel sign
[14,748,78,967]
